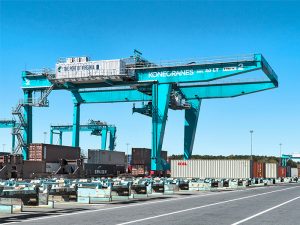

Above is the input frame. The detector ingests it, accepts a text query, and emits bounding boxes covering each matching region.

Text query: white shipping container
[55,59,126,79]
[171,159,251,179]
[265,163,278,178]
[291,168,298,177]
[87,150,125,165]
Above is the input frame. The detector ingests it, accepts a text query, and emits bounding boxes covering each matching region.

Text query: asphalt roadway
[1,183,300,225]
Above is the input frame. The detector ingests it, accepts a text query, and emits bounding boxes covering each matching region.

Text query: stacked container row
[171,159,251,179]
[171,160,298,179]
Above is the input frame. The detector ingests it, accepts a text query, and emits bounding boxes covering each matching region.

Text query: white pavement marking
[1,185,296,224]
[231,195,300,225]
[116,186,299,225]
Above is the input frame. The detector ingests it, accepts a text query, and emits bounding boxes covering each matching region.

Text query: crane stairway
[11,84,55,154]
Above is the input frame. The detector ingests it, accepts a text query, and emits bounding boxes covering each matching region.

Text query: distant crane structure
[12,50,278,172]
[50,120,116,150]
[281,153,300,166]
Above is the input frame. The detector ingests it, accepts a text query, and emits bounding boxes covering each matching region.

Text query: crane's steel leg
[101,127,107,150]
[23,91,32,160]
[151,83,171,172]
[184,99,201,160]
[12,130,15,153]
[50,129,53,144]
[59,131,63,145]
[109,127,116,151]
[72,102,80,147]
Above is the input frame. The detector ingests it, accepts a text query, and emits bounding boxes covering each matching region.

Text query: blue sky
[0,1,299,157]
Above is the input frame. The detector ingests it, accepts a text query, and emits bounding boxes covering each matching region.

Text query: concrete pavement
[1,183,299,225]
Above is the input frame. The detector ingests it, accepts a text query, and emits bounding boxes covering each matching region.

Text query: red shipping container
[278,166,287,177]
[28,144,80,162]
[252,162,265,178]
[131,164,146,176]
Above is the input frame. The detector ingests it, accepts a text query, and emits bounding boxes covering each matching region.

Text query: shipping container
[87,150,125,165]
[131,164,144,176]
[28,144,81,162]
[131,164,151,176]
[131,148,167,166]
[55,59,126,79]
[0,154,23,165]
[291,168,298,177]
[252,162,265,178]
[0,155,9,164]
[278,166,287,177]
[265,163,278,178]
[84,163,125,177]
[23,160,46,178]
[171,159,251,179]
[286,166,291,177]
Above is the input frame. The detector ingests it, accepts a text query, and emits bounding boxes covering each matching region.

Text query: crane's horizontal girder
[0,119,16,128]
[51,124,116,132]
[21,53,278,91]
[74,80,276,104]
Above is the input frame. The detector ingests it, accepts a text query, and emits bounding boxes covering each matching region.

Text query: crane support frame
[14,53,278,172]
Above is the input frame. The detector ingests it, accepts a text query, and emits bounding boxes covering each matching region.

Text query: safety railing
[23,68,54,77]
[131,54,256,69]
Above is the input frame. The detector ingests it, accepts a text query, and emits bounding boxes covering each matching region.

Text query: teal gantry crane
[50,120,116,150]
[12,51,278,172]
[281,153,300,166]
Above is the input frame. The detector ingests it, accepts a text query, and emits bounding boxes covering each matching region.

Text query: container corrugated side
[55,59,126,79]
[291,168,298,177]
[84,163,125,177]
[131,148,167,166]
[265,163,277,178]
[84,163,117,176]
[286,166,291,177]
[28,144,80,162]
[278,166,286,177]
[87,150,125,165]
[171,159,251,179]
[23,160,46,178]
[252,162,265,178]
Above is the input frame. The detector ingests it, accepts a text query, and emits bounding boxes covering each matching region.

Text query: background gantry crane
[50,120,117,151]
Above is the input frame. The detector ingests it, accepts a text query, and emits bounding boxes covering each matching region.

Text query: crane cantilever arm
[260,55,278,87]
[135,54,273,84]
[179,81,276,100]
